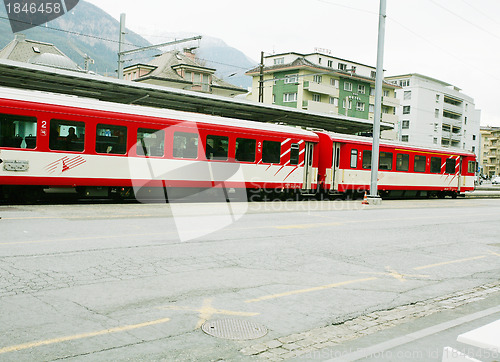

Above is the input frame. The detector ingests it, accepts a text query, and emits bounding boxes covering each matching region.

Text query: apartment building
[480,126,500,177]
[385,74,480,157]
[245,52,400,137]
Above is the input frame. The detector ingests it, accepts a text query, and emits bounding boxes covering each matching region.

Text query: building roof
[126,50,246,93]
[0,34,81,72]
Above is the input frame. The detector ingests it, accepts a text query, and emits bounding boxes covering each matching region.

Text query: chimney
[183,47,197,62]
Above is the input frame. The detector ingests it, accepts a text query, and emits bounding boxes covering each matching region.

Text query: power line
[0,16,143,48]
[428,0,500,42]
[459,0,500,27]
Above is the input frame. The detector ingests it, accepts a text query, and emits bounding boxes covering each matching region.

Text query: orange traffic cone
[362,192,369,205]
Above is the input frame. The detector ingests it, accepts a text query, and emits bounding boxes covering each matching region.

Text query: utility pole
[369,0,386,204]
[117,13,126,79]
[258,51,264,103]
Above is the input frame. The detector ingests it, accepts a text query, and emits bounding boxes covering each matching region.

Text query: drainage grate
[201,319,268,340]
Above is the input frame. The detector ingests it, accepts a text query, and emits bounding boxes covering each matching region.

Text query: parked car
[492,176,500,185]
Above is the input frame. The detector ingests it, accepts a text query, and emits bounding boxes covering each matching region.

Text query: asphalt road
[0,198,499,361]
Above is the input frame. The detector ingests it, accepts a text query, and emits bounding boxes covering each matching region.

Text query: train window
[137,128,165,157]
[49,119,85,152]
[0,113,37,149]
[414,155,426,173]
[362,150,372,169]
[290,144,299,165]
[396,153,409,171]
[379,152,393,170]
[430,157,442,173]
[262,140,281,164]
[173,132,198,159]
[468,161,476,174]
[350,149,358,168]
[235,138,256,162]
[445,158,456,174]
[206,135,228,160]
[96,124,127,155]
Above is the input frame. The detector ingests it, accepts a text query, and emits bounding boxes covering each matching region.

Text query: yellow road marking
[158,298,259,329]
[0,317,170,354]
[361,266,429,282]
[413,255,487,270]
[245,277,378,303]
[489,250,500,257]
[275,222,343,229]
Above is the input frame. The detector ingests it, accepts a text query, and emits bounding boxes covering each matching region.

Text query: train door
[457,156,463,193]
[330,142,341,191]
[302,142,314,191]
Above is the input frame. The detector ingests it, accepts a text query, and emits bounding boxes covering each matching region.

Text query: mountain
[0,2,255,87]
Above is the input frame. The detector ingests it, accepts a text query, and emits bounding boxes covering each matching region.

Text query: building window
[401,135,409,142]
[404,91,411,100]
[313,75,322,83]
[283,93,297,102]
[342,99,352,109]
[399,79,410,87]
[369,104,374,113]
[436,94,440,103]
[358,85,366,94]
[403,106,411,114]
[274,57,284,65]
[329,97,338,106]
[371,71,376,78]
[338,63,347,71]
[433,137,438,144]
[370,87,375,96]
[330,78,339,88]
[327,60,333,67]
[344,82,352,91]
[402,120,410,129]
[383,90,389,97]
[284,74,298,84]
[312,94,321,102]
[356,102,365,111]
[435,109,440,118]
[472,135,476,141]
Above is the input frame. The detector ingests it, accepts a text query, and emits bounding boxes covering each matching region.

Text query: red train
[0,86,476,201]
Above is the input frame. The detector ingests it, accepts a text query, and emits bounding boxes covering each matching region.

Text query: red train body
[0,87,476,201]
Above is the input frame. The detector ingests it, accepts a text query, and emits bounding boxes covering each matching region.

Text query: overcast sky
[85,0,500,127]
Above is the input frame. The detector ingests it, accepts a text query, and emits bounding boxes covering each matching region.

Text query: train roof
[0,86,318,139]
[322,131,476,157]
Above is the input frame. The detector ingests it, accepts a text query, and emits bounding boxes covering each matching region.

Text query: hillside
[0,1,255,87]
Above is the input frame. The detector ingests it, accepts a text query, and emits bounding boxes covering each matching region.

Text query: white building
[385,74,480,157]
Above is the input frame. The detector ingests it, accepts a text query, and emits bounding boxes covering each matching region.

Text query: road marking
[361,266,429,282]
[413,255,487,270]
[489,250,500,257]
[275,222,344,229]
[0,317,171,354]
[158,298,259,329]
[245,277,378,303]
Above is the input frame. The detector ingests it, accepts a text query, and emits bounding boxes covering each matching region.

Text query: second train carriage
[0,87,320,200]
[317,132,476,198]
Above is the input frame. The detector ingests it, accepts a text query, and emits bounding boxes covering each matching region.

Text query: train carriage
[317,132,476,198]
[0,87,319,201]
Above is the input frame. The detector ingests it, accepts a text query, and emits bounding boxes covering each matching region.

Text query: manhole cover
[201,319,267,340]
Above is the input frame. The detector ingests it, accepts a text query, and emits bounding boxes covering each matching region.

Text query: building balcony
[302,100,337,114]
[382,96,400,108]
[303,81,339,97]
[443,103,463,116]
[368,113,398,125]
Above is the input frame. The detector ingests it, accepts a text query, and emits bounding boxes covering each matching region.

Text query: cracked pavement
[0,199,499,361]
